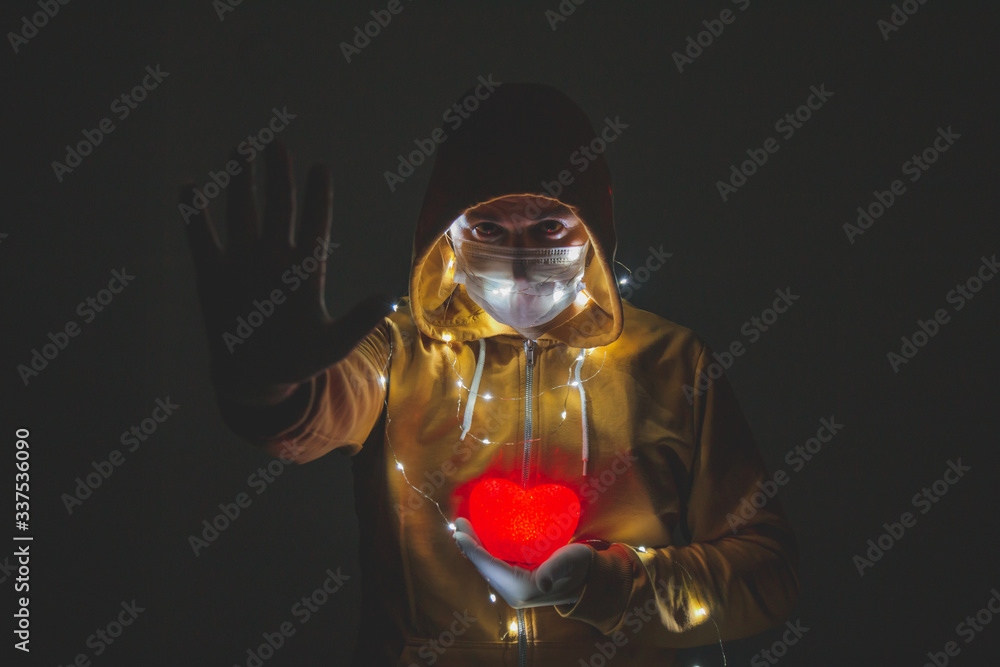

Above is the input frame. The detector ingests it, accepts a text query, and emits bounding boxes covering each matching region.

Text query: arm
[181,141,392,463]
[216,319,391,462]
[554,342,800,646]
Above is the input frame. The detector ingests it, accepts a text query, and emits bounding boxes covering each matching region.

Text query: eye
[473,222,503,237]
[537,219,566,235]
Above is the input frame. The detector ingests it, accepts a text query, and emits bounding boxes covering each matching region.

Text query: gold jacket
[221,83,799,666]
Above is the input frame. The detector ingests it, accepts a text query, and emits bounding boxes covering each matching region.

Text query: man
[183,83,799,665]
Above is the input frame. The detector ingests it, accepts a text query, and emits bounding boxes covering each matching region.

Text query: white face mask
[450,235,590,337]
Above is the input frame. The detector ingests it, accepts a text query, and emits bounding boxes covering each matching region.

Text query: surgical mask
[449,235,590,337]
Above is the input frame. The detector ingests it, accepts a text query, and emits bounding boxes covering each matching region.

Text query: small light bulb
[482,393,492,400]
[482,438,490,444]
[619,277,629,285]
[509,620,518,633]
[489,593,497,603]
[442,333,452,342]
[448,523,456,531]
[379,375,387,386]
[695,607,707,617]
[392,303,399,311]
[637,546,647,553]
[396,462,404,471]
[560,411,567,419]
[457,380,463,387]
[570,380,579,387]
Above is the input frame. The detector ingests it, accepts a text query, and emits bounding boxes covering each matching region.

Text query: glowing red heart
[469,478,581,566]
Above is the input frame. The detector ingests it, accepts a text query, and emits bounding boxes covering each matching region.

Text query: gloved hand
[180,142,392,404]
[452,517,592,608]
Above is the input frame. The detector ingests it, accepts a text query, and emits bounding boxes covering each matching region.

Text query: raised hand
[181,142,392,403]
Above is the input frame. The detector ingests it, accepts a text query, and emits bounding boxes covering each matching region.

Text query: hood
[408,82,624,348]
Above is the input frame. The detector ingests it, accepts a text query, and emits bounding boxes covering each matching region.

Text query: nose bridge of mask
[452,237,589,296]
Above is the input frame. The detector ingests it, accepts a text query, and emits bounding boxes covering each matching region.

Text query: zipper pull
[524,339,535,367]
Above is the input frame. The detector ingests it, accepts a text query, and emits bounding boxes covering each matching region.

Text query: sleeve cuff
[554,543,635,634]
[216,376,321,448]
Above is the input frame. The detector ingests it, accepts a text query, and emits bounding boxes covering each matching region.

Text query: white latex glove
[452,517,592,608]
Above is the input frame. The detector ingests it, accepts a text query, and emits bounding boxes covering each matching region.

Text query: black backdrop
[4,1,999,665]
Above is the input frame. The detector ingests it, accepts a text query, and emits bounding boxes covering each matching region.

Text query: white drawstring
[574,352,590,476]
[459,338,487,441]
[458,339,590,477]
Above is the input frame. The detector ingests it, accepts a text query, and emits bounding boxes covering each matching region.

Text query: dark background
[3,1,999,665]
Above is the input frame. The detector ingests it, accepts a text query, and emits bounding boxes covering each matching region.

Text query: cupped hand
[452,517,592,609]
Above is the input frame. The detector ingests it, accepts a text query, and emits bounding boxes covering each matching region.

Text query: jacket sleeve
[215,319,392,463]
[554,342,800,646]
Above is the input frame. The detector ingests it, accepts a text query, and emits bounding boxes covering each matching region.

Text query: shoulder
[617,300,707,366]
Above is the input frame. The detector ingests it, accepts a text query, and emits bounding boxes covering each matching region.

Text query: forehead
[463,195,578,223]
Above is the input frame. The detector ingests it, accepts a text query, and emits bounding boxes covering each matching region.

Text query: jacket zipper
[518,338,535,666]
[521,338,535,488]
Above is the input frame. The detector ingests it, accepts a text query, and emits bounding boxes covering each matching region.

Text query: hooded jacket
[220,83,799,666]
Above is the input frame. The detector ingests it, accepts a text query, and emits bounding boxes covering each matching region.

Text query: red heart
[469,478,581,566]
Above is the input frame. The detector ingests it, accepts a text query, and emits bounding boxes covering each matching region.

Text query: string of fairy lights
[367,265,726,662]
